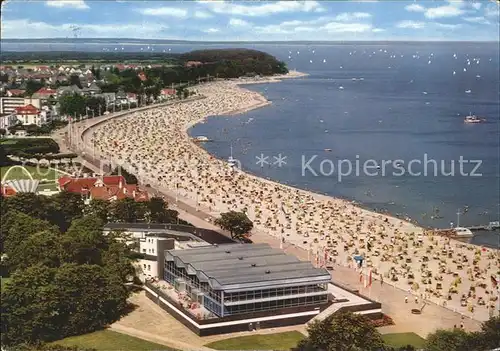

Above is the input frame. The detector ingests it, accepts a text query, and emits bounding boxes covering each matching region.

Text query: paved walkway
[113,291,305,350]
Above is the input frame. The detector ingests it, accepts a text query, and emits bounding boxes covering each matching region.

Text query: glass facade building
[164,243,331,317]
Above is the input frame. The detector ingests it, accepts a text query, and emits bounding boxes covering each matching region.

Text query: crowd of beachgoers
[84,72,499,322]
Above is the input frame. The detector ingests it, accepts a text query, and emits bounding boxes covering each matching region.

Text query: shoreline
[82,72,499,323]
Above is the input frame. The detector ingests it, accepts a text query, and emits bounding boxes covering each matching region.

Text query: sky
[1,0,499,41]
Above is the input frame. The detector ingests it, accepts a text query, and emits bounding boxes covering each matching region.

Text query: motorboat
[464,114,485,124]
[454,227,474,238]
[193,136,212,142]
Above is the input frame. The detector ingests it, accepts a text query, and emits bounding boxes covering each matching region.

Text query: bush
[2,138,60,156]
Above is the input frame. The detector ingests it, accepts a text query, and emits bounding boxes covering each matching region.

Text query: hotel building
[164,243,332,318]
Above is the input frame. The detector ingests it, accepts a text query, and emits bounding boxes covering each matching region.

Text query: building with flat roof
[164,243,331,318]
[103,223,231,280]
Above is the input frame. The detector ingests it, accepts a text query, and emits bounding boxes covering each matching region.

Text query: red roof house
[6,89,26,97]
[161,88,176,96]
[58,175,149,202]
[33,87,57,97]
[15,104,40,115]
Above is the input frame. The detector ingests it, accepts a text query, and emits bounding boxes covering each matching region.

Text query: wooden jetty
[466,221,500,231]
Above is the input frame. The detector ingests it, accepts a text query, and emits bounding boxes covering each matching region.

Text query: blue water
[4,41,499,247]
[189,42,500,248]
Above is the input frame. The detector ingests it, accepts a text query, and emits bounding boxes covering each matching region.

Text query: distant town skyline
[1,0,499,41]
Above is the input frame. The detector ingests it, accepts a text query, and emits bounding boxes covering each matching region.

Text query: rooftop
[166,243,331,291]
[15,104,40,115]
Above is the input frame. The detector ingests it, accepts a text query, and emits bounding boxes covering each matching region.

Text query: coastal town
[1,54,499,350]
[0,62,185,134]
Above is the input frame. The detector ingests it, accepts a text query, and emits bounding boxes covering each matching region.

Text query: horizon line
[2,38,499,43]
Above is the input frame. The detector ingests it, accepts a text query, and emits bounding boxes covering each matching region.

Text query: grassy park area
[1,165,62,182]
[205,331,305,350]
[53,330,176,351]
[205,330,426,350]
[382,332,426,349]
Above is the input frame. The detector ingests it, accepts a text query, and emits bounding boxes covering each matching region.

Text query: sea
[3,40,499,247]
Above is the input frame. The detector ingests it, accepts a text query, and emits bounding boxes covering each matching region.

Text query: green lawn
[37,182,60,192]
[1,166,62,182]
[53,330,176,351]
[382,332,426,349]
[205,331,305,350]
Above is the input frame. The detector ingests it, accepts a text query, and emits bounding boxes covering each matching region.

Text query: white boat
[464,114,485,124]
[193,136,212,142]
[228,144,236,167]
[454,227,474,238]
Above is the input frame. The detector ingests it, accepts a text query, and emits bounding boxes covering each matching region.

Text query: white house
[14,104,47,126]
[102,223,215,280]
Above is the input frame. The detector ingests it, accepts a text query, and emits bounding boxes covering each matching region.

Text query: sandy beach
[81,70,499,323]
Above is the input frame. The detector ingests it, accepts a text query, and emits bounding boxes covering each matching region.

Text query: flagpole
[68,115,72,148]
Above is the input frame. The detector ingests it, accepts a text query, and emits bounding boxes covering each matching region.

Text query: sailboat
[228,143,236,167]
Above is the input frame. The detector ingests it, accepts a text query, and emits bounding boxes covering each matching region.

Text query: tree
[2,193,50,219]
[176,87,184,99]
[145,196,172,223]
[109,198,144,223]
[1,264,61,346]
[1,263,130,347]
[0,210,58,256]
[90,65,101,81]
[469,316,500,351]
[0,128,6,137]
[59,93,86,117]
[111,166,138,184]
[61,216,107,265]
[86,198,110,223]
[52,263,129,337]
[0,144,10,166]
[69,75,82,89]
[48,191,85,231]
[214,211,253,240]
[425,329,472,351]
[6,230,64,272]
[25,79,44,96]
[86,96,106,117]
[297,311,385,351]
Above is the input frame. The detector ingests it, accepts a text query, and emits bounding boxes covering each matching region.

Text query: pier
[466,221,500,231]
